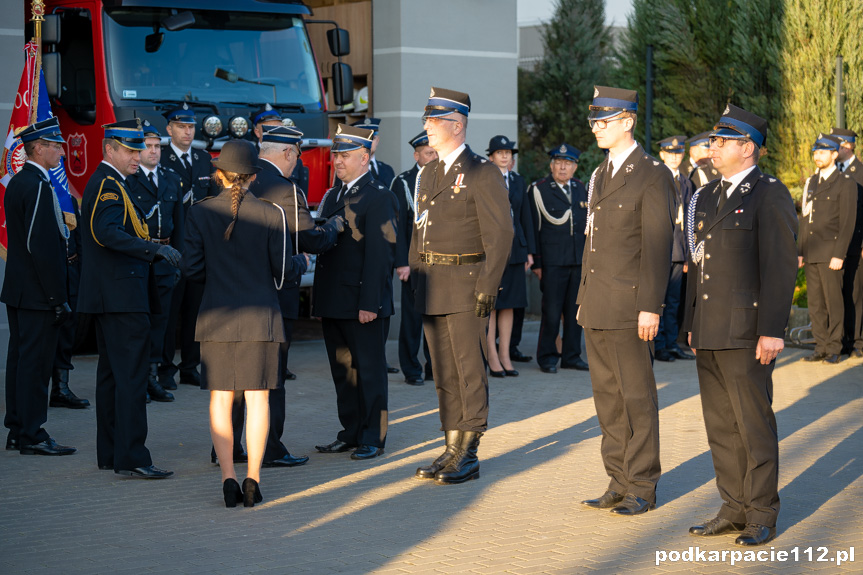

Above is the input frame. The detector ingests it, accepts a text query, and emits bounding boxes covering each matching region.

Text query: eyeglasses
[588,117,625,130]
[423,116,458,127]
[40,142,64,151]
[709,136,750,148]
[552,158,576,166]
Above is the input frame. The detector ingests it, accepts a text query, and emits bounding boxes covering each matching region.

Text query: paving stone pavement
[1,333,861,575]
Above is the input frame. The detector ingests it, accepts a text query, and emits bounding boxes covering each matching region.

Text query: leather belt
[150,237,171,245]
[419,252,485,266]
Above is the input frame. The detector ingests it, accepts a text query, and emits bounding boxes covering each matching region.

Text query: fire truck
[33,0,353,203]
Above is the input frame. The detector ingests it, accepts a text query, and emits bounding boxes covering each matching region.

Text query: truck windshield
[103,9,323,109]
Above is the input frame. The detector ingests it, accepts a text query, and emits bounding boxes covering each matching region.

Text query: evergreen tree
[517,0,610,184]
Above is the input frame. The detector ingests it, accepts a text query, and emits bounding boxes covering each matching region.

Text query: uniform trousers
[398,280,432,379]
[149,271,176,364]
[695,348,780,527]
[94,312,153,471]
[322,317,388,448]
[54,261,80,371]
[161,275,203,377]
[537,265,582,368]
[423,311,489,432]
[585,327,660,503]
[4,307,59,445]
[852,255,863,352]
[806,262,844,355]
[265,318,294,460]
[656,262,684,351]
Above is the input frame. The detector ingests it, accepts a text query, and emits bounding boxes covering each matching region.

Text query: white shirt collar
[721,164,758,196]
[170,141,191,159]
[670,169,680,179]
[26,160,50,180]
[608,141,639,177]
[140,165,157,179]
[819,164,837,182]
[441,143,466,175]
[342,170,369,193]
[260,158,285,178]
[101,160,126,181]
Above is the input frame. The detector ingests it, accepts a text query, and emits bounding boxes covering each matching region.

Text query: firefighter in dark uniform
[798,133,858,363]
[79,119,181,478]
[251,104,308,192]
[2,118,76,455]
[683,105,798,546]
[685,132,720,188]
[578,86,675,515]
[410,87,513,484]
[161,103,212,387]
[127,121,185,401]
[251,125,344,467]
[830,127,863,357]
[393,131,437,385]
[313,124,397,461]
[529,143,588,373]
[654,136,696,362]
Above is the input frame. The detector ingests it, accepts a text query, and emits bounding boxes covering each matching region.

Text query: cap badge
[430,87,436,97]
[265,103,273,111]
[143,120,151,127]
[723,104,730,115]
[335,125,343,135]
[559,144,567,153]
[672,138,678,146]
[500,137,506,144]
[593,87,599,98]
[182,102,189,110]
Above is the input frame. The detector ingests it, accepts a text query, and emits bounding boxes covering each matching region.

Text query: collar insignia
[626,164,634,173]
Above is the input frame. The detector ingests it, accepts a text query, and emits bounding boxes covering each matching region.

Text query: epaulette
[376,183,386,190]
[570,177,584,186]
[193,195,215,203]
[532,177,548,187]
[760,174,779,184]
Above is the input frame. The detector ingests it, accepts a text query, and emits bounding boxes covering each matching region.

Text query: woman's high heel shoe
[223,478,242,508]
[242,478,263,507]
[489,369,506,378]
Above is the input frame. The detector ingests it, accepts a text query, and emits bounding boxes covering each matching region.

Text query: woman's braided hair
[219,170,255,240]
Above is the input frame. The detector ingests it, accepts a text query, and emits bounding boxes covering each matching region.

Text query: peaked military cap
[409,131,429,149]
[487,135,518,155]
[423,87,471,119]
[658,135,687,153]
[212,140,260,175]
[162,102,196,124]
[686,131,712,148]
[351,117,381,133]
[547,143,581,162]
[250,103,281,126]
[103,119,146,150]
[589,86,638,121]
[18,117,65,144]
[812,133,842,152]
[262,125,304,146]
[141,119,161,139]
[711,104,767,148]
[830,127,857,144]
[331,124,374,152]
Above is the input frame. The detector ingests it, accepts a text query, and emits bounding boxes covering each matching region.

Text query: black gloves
[326,215,347,234]
[155,244,182,268]
[474,292,496,318]
[53,302,72,325]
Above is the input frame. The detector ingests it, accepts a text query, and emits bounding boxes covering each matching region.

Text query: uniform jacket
[506,171,536,265]
[798,169,858,263]
[161,145,214,208]
[669,169,694,263]
[683,167,798,349]
[313,171,397,319]
[408,146,514,315]
[0,163,67,309]
[249,159,338,319]
[371,158,396,188]
[182,190,290,342]
[839,155,863,257]
[392,163,420,269]
[528,175,586,268]
[690,162,720,189]
[576,145,676,329]
[126,165,185,277]
[78,162,159,314]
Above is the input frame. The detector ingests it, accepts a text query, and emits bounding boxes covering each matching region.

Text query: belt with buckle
[150,237,171,245]
[419,252,485,266]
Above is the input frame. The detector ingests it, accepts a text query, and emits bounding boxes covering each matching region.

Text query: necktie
[336,184,347,202]
[562,182,571,201]
[181,152,192,177]
[148,171,158,192]
[371,161,378,179]
[716,180,732,215]
[503,173,509,190]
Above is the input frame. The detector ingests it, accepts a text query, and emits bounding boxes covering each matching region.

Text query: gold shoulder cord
[90,176,150,247]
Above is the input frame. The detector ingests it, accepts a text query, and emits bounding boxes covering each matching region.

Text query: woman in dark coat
[182,140,290,507]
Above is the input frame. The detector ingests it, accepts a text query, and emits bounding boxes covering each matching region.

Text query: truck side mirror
[327,27,350,57]
[43,14,61,45]
[331,62,353,106]
[43,53,61,98]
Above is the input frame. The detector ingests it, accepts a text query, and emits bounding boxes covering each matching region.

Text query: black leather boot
[434,431,482,485]
[50,369,90,409]
[415,430,461,479]
[147,364,175,402]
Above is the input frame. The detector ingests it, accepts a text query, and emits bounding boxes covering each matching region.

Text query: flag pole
[30,0,45,125]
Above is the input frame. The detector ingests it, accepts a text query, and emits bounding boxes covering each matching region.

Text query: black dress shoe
[489,369,506,378]
[98,464,113,471]
[735,524,776,546]
[654,349,675,362]
[387,365,400,374]
[540,365,558,374]
[405,376,425,386]
[210,451,248,465]
[262,453,309,467]
[159,374,178,391]
[504,369,519,377]
[822,354,841,364]
[803,351,827,362]
[284,369,297,381]
[669,347,696,360]
[561,358,589,371]
[510,348,533,362]
[351,445,384,460]
[689,516,746,536]
[19,438,77,456]
[179,370,201,386]
[852,349,863,358]
[315,439,356,453]
[581,490,624,509]
[147,381,175,402]
[610,494,655,515]
[6,436,19,451]
[115,465,173,479]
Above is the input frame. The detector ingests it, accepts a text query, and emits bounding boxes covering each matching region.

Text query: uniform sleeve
[295,188,339,254]
[22,177,67,304]
[89,181,158,262]
[636,168,675,314]
[408,167,426,273]
[519,179,537,256]
[475,164,515,295]
[359,188,397,313]
[171,179,186,251]
[392,175,411,268]
[757,186,799,338]
[528,183,543,270]
[834,177,858,259]
[181,205,205,283]
[267,201,293,287]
